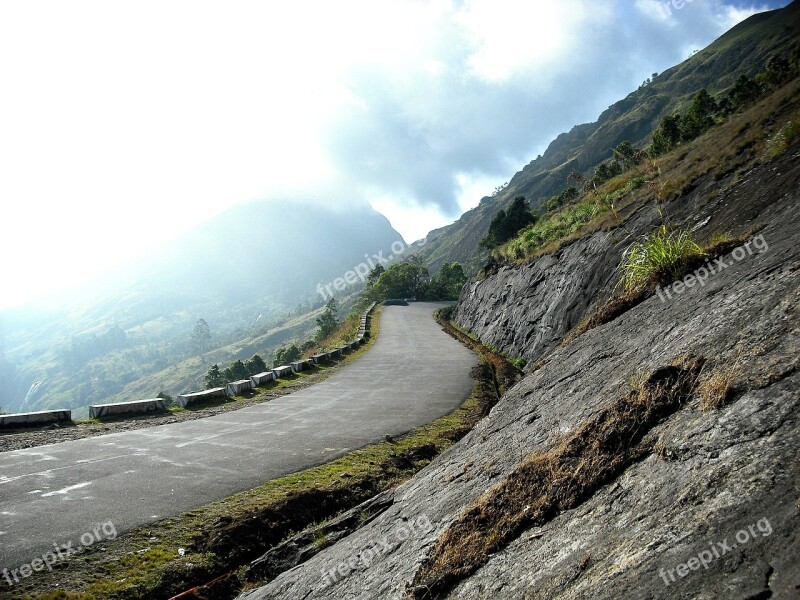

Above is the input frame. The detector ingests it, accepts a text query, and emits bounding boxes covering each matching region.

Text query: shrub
[480,197,536,249]
[619,226,705,293]
[502,202,600,260]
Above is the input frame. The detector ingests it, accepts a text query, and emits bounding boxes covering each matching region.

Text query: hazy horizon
[0,0,790,309]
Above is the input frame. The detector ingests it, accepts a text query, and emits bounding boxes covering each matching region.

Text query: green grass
[493,78,800,268]
[619,225,706,293]
[500,202,602,261]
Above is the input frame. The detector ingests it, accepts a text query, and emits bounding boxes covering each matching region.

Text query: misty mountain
[0,202,401,414]
[129,201,403,305]
[415,1,800,272]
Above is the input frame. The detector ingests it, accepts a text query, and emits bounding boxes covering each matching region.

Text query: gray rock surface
[240,151,799,599]
[454,148,800,367]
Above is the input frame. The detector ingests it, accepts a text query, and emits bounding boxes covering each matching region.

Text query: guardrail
[311,353,328,365]
[15,302,383,423]
[291,359,311,373]
[273,365,294,379]
[89,398,167,419]
[250,371,275,387]
[176,387,226,408]
[226,379,253,397]
[0,409,72,429]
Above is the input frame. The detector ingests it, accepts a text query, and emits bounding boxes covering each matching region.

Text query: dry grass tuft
[408,356,703,599]
[698,367,738,411]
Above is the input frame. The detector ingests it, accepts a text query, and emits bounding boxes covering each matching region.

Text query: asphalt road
[0,303,476,570]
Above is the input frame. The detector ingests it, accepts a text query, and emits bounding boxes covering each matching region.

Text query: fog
[0,0,788,309]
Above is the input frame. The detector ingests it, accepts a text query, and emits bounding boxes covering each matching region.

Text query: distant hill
[0,201,401,414]
[132,201,403,306]
[415,1,800,273]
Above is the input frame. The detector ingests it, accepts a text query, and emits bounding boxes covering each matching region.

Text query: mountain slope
[238,78,800,600]
[0,202,401,413]
[415,1,800,273]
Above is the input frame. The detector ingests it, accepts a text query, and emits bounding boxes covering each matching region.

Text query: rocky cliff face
[238,142,799,598]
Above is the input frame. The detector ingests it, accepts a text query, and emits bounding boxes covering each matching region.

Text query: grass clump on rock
[619,225,705,293]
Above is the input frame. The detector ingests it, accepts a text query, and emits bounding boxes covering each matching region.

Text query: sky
[0,0,790,310]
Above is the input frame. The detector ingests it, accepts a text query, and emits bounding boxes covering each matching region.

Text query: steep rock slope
[454,78,800,365]
[239,152,799,597]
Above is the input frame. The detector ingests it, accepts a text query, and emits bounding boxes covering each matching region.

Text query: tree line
[358,260,467,304]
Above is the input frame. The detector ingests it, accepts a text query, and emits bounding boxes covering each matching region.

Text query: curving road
[0,303,476,570]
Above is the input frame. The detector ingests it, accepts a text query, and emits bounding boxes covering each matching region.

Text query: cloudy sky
[0,0,790,309]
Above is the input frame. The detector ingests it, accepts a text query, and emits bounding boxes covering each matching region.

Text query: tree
[223,359,250,382]
[191,318,212,354]
[727,74,762,111]
[374,262,429,300]
[762,55,791,88]
[205,364,224,389]
[680,89,717,141]
[593,163,613,185]
[479,197,535,249]
[613,141,639,171]
[367,264,385,286]
[649,114,682,157]
[430,262,467,300]
[245,354,267,376]
[157,391,173,407]
[273,344,301,367]
[480,208,507,249]
[316,298,340,341]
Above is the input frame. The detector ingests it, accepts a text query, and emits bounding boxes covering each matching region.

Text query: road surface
[0,303,476,570]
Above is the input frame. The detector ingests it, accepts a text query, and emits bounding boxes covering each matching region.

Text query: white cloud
[457,0,582,81]
[0,0,788,308]
[719,4,773,28]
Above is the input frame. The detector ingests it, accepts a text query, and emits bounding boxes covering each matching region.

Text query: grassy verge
[409,356,704,599]
[436,306,522,394]
[14,307,514,600]
[494,78,800,266]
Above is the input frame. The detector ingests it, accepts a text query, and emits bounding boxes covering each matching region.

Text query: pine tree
[205,364,224,389]
[316,298,340,341]
[245,354,267,375]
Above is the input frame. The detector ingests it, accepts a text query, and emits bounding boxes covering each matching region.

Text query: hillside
[415,1,800,273]
[0,202,401,415]
[239,75,800,600]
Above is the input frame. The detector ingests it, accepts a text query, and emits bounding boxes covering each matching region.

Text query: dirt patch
[563,289,649,345]
[408,356,704,599]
